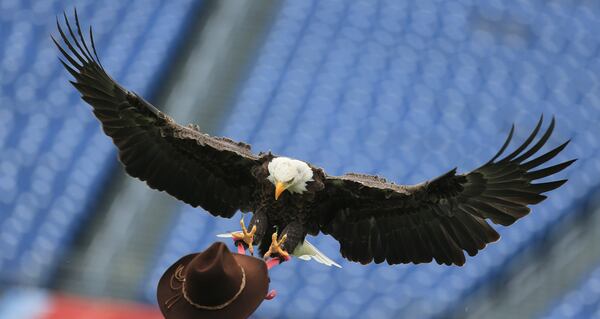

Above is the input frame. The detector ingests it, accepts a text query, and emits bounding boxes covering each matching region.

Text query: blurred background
[0,0,598,318]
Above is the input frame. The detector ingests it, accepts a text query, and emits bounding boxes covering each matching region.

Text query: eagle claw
[231,218,257,255]
[263,232,290,261]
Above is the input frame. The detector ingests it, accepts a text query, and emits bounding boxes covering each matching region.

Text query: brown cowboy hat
[157,242,269,319]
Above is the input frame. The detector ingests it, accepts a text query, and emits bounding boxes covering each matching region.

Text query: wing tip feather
[54,8,103,77]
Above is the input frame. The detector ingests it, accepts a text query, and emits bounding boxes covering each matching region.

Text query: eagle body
[54,12,575,267]
[249,157,326,255]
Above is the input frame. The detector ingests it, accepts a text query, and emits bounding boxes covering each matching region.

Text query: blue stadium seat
[0,0,203,286]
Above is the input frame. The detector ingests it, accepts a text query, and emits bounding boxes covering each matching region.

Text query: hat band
[167,264,247,311]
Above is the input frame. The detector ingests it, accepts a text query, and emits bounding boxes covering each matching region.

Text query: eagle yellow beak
[275,181,286,200]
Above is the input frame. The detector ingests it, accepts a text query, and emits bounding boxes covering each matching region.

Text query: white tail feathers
[292,239,342,268]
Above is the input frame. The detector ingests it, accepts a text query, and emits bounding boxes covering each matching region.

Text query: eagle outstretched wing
[318,117,575,266]
[53,11,262,218]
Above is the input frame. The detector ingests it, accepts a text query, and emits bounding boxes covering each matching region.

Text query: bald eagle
[54,12,574,266]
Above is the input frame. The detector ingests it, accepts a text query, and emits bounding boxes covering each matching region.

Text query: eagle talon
[264,232,289,260]
[231,218,257,255]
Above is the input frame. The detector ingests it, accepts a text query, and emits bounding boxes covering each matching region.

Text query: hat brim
[157,252,269,319]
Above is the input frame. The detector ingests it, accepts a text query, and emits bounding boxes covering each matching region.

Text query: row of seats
[143,0,598,318]
[0,0,201,286]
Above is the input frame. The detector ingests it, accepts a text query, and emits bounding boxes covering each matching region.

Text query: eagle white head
[267,157,314,200]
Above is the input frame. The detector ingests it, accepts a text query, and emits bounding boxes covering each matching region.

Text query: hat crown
[183,242,244,308]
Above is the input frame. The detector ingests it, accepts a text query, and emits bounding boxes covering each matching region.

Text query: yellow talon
[231,218,256,255]
[264,232,289,260]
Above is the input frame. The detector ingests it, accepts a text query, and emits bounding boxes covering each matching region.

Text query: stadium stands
[143,0,597,318]
[0,0,200,286]
[1,0,599,318]
[543,265,600,319]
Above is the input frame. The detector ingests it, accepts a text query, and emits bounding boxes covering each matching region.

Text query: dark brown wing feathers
[320,116,574,266]
[56,11,573,267]
[54,11,262,218]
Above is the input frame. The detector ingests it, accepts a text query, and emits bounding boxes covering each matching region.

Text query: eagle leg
[280,221,305,254]
[248,209,269,247]
[231,217,257,255]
